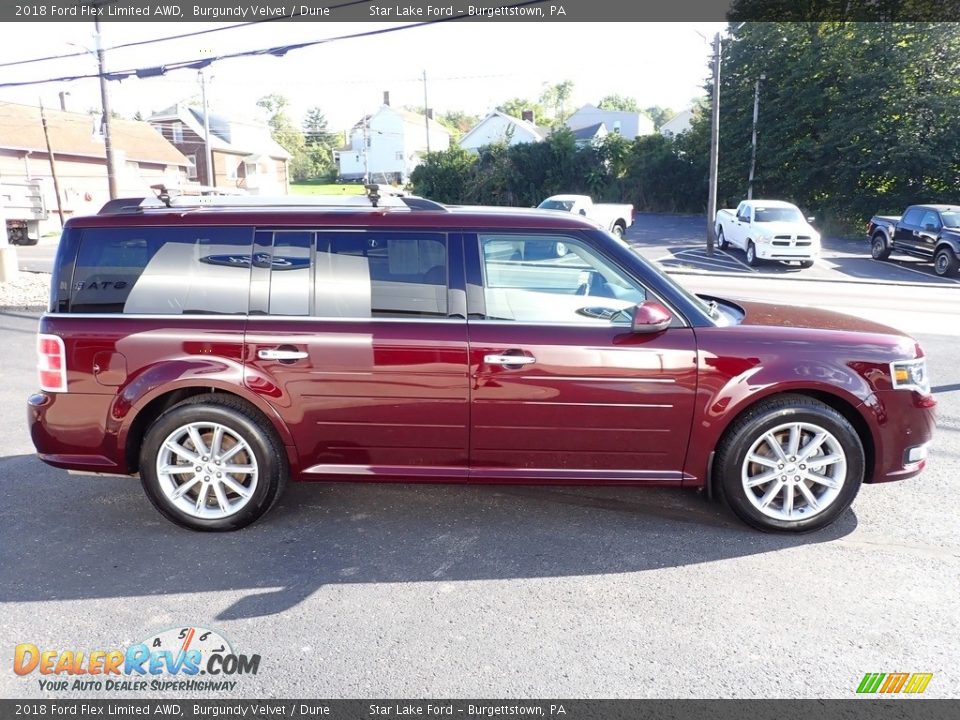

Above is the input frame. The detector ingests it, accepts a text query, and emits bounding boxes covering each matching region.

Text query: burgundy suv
[28,193,936,532]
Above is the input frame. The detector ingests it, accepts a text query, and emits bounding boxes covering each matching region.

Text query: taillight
[37,334,67,392]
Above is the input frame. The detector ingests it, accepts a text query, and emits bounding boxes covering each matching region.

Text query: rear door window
[317,232,449,318]
[71,227,253,314]
[901,208,925,227]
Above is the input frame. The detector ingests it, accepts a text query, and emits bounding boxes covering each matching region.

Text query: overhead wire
[0,0,551,89]
[0,0,375,69]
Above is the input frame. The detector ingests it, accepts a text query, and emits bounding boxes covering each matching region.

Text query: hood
[753,220,817,236]
[734,299,910,338]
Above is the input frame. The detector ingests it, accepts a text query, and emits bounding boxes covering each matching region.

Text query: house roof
[570,122,606,141]
[567,103,654,139]
[0,101,188,166]
[391,107,450,136]
[149,103,290,159]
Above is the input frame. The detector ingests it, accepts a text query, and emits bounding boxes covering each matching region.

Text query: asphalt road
[1,304,957,699]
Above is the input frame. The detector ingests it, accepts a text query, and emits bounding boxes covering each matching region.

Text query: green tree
[410,145,479,203]
[698,21,960,230]
[302,107,337,179]
[496,97,547,126]
[642,106,677,131]
[257,94,311,181]
[539,80,575,125]
[436,110,482,140]
[599,94,641,112]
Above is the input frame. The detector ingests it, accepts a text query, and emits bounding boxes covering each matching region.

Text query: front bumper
[755,242,820,261]
[861,390,937,483]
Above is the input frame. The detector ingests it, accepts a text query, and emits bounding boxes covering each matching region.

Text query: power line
[0,0,551,90]
[0,0,374,70]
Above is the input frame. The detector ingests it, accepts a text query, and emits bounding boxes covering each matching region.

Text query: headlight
[754,234,771,243]
[890,358,930,394]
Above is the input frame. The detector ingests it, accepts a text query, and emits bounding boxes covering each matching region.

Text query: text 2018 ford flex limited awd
[28,191,935,532]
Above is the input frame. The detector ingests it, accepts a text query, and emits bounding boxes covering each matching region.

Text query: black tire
[714,394,864,533]
[717,228,729,250]
[871,233,891,260]
[799,260,814,269]
[139,395,288,531]
[934,247,958,277]
[746,241,760,267]
[611,222,625,239]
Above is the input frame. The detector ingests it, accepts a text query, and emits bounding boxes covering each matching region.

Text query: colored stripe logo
[857,672,933,694]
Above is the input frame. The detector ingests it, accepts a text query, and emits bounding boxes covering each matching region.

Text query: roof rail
[131,183,447,212]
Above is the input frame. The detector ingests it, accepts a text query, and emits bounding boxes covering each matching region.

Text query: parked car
[29,190,934,533]
[715,200,820,268]
[538,195,634,240]
[867,205,960,277]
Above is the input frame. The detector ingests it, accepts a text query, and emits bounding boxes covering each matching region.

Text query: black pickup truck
[867,204,960,276]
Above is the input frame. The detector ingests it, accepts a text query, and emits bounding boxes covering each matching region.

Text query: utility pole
[422,70,431,155]
[362,115,370,183]
[706,32,721,256]
[199,69,214,187]
[39,102,66,227]
[93,17,118,200]
[747,73,765,200]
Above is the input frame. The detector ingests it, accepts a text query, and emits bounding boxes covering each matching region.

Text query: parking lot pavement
[630,213,960,286]
[2,310,958,699]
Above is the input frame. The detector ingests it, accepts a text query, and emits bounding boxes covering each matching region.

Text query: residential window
[244,162,258,177]
[395,151,404,160]
[172,122,183,144]
[186,154,198,180]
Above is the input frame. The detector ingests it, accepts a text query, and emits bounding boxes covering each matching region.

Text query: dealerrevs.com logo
[13,627,260,693]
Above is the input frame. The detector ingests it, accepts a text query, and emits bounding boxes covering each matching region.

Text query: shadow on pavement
[0,454,857,620]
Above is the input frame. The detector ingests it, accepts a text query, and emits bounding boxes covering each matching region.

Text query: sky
[0,21,726,132]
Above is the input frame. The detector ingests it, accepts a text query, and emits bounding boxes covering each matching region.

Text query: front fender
[682,355,876,487]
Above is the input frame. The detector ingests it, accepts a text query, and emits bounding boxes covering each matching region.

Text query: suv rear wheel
[715,395,864,532]
[139,396,287,531]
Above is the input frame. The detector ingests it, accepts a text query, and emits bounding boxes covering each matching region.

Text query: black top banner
[3,0,960,22]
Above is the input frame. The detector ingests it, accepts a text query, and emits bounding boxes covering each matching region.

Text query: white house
[458,111,548,152]
[335,104,450,183]
[565,104,655,140]
[660,108,695,138]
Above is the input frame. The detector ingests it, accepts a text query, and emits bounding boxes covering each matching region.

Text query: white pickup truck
[714,199,820,268]
[538,195,634,238]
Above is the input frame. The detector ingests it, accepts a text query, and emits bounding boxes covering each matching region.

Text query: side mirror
[924,223,938,232]
[578,208,587,216]
[806,216,816,223]
[631,301,672,334]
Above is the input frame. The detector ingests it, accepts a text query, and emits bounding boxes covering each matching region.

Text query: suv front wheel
[139,396,288,531]
[715,395,864,532]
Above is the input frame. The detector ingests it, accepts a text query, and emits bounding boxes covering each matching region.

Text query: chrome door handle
[484,354,536,366]
[258,348,308,360]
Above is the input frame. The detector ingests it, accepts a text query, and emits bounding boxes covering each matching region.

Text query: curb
[660,267,959,289]
[0,305,46,313]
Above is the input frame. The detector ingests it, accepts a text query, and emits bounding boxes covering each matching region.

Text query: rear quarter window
[70,226,253,314]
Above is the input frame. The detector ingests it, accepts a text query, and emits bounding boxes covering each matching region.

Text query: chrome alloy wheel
[740,421,846,521]
[156,422,259,519]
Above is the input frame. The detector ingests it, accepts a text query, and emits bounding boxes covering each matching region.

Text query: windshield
[754,207,804,223]
[941,211,960,228]
[538,199,575,212]
[620,238,722,324]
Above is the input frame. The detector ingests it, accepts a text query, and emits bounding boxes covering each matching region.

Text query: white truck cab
[714,199,820,268]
